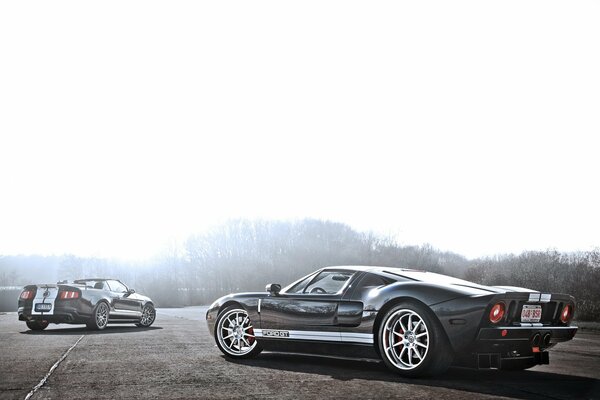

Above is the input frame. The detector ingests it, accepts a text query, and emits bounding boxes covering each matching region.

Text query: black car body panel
[18,279,153,326]
[206,266,577,369]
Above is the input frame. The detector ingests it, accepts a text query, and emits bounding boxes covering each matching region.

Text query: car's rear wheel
[26,320,49,331]
[137,304,156,327]
[86,301,109,330]
[215,306,262,359]
[377,301,454,377]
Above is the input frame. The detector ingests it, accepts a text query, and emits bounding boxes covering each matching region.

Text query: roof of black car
[321,266,467,283]
[322,265,418,273]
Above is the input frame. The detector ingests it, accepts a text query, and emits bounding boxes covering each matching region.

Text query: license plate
[35,303,52,312]
[521,304,542,322]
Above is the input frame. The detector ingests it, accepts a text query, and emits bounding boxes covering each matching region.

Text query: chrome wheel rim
[96,303,109,328]
[382,309,429,370]
[217,309,257,356]
[140,305,155,326]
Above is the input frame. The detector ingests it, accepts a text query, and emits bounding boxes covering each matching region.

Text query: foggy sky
[1,1,598,259]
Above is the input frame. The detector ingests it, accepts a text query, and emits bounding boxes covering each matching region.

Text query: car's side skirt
[107,319,140,324]
[257,337,380,360]
[109,310,142,319]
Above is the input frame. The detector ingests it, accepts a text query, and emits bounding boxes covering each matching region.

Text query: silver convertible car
[18,278,156,331]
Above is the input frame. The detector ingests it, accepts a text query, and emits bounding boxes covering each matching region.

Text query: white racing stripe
[254,329,373,344]
[340,333,374,344]
[528,293,551,303]
[31,285,59,316]
[540,294,552,303]
[528,293,540,302]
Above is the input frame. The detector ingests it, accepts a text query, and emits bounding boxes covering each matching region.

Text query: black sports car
[18,278,156,331]
[206,266,577,377]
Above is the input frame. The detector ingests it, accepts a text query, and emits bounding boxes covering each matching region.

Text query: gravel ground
[1,307,599,400]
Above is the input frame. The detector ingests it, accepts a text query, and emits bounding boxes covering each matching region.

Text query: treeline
[0,219,598,320]
[138,219,468,306]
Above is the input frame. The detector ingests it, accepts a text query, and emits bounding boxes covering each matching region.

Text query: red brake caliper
[395,326,404,355]
[247,327,255,344]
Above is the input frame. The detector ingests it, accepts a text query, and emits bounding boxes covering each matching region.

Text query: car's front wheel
[26,320,49,331]
[377,301,454,377]
[215,306,262,359]
[137,304,156,327]
[86,301,109,330]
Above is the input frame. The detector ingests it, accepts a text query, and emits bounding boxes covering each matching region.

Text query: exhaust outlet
[543,333,551,347]
[532,333,541,347]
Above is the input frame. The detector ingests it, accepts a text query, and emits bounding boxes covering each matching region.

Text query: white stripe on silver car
[31,285,58,315]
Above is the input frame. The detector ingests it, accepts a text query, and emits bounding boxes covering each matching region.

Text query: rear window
[380,270,416,282]
[357,273,393,289]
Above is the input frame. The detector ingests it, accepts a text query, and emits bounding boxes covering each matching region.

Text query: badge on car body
[262,329,290,338]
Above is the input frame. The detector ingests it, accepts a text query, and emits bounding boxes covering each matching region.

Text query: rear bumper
[18,304,90,324]
[454,325,577,369]
[475,325,577,352]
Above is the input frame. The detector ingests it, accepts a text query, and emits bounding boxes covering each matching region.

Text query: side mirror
[127,288,136,296]
[266,283,281,296]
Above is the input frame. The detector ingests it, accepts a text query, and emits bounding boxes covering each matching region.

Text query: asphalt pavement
[1,307,599,400]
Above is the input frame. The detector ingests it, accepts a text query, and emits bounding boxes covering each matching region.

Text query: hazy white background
[1,1,598,260]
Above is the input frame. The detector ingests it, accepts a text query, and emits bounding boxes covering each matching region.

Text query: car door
[106,280,142,319]
[258,270,363,342]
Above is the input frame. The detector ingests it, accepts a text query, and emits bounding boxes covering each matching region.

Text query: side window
[287,274,316,294]
[107,280,128,293]
[304,271,353,294]
[356,273,390,290]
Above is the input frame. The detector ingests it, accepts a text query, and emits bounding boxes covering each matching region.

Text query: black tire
[500,358,537,371]
[26,320,49,331]
[86,301,110,330]
[136,304,156,327]
[214,305,262,359]
[377,301,454,377]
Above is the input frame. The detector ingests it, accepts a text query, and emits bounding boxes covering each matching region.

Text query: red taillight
[58,291,80,300]
[20,289,35,300]
[489,302,505,324]
[560,304,573,324]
